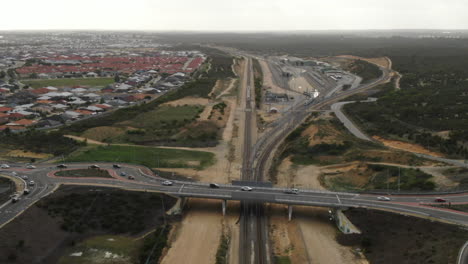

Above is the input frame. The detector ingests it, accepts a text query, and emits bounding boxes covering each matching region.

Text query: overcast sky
[1,0,467,31]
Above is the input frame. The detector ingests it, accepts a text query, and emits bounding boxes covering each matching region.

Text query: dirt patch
[335,55,391,69]
[80,126,127,142]
[65,135,107,145]
[373,136,443,157]
[162,199,223,264]
[259,59,287,94]
[162,96,209,107]
[275,157,323,189]
[5,150,52,159]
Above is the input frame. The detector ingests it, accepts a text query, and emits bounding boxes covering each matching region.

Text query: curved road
[1,162,468,229]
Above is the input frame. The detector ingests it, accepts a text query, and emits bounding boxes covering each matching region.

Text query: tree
[0,70,5,79]
[114,74,121,83]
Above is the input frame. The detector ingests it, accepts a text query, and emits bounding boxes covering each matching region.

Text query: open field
[58,235,142,264]
[274,114,427,169]
[55,168,113,178]
[23,77,114,88]
[321,163,435,191]
[65,144,215,170]
[340,209,468,264]
[0,186,175,263]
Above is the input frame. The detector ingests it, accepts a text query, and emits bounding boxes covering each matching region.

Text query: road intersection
[1,162,468,230]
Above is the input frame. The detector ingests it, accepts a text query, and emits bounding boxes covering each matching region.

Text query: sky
[1,0,468,31]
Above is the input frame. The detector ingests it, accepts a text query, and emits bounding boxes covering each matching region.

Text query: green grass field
[123,105,203,129]
[23,77,114,88]
[65,145,215,170]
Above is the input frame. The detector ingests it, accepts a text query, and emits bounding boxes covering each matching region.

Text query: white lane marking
[336,194,342,204]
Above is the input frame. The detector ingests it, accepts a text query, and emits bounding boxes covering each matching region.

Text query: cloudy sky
[1,0,467,31]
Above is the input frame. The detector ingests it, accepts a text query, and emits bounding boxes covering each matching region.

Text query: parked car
[241,186,253,191]
[113,164,121,169]
[434,197,447,203]
[57,164,67,168]
[209,183,220,188]
[284,188,299,194]
[162,180,173,186]
[1,164,10,169]
[128,175,135,180]
[377,196,391,201]
[90,165,100,169]
[26,165,36,169]
[120,172,127,176]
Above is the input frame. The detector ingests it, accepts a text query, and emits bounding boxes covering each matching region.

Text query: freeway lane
[2,162,468,229]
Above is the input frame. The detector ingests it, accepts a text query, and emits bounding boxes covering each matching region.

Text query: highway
[1,162,468,230]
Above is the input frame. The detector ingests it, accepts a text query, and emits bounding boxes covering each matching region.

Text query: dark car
[113,164,121,168]
[90,165,100,169]
[57,164,67,168]
[209,183,220,188]
[434,197,447,203]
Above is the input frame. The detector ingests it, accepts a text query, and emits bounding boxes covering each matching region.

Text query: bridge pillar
[222,200,227,216]
[167,197,186,215]
[288,205,293,221]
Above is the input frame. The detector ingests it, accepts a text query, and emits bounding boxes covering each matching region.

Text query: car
[284,188,299,194]
[162,180,173,186]
[377,196,391,201]
[120,172,127,176]
[434,197,447,203]
[90,165,100,169]
[57,164,67,168]
[26,165,36,169]
[241,186,253,191]
[128,175,135,180]
[28,180,35,186]
[1,164,10,169]
[113,164,121,169]
[209,183,220,188]
[23,189,30,195]
[21,175,28,180]
[11,195,20,203]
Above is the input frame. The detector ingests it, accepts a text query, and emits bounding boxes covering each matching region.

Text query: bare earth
[161,58,245,264]
[162,199,222,264]
[373,136,443,157]
[162,97,210,107]
[274,158,368,263]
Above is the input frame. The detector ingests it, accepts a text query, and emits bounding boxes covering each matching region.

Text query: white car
[11,194,20,203]
[1,164,10,169]
[28,180,35,186]
[377,196,391,201]
[26,165,36,169]
[241,186,253,191]
[21,175,28,180]
[284,188,299,194]
[162,180,173,186]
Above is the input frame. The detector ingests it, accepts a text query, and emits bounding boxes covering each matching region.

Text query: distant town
[0,33,205,131]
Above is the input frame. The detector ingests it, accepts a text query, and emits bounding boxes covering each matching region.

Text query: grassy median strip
[55,168,112,178]
[65,145,215,170]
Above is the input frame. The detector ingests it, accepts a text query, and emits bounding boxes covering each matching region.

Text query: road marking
[336,194,342,204]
